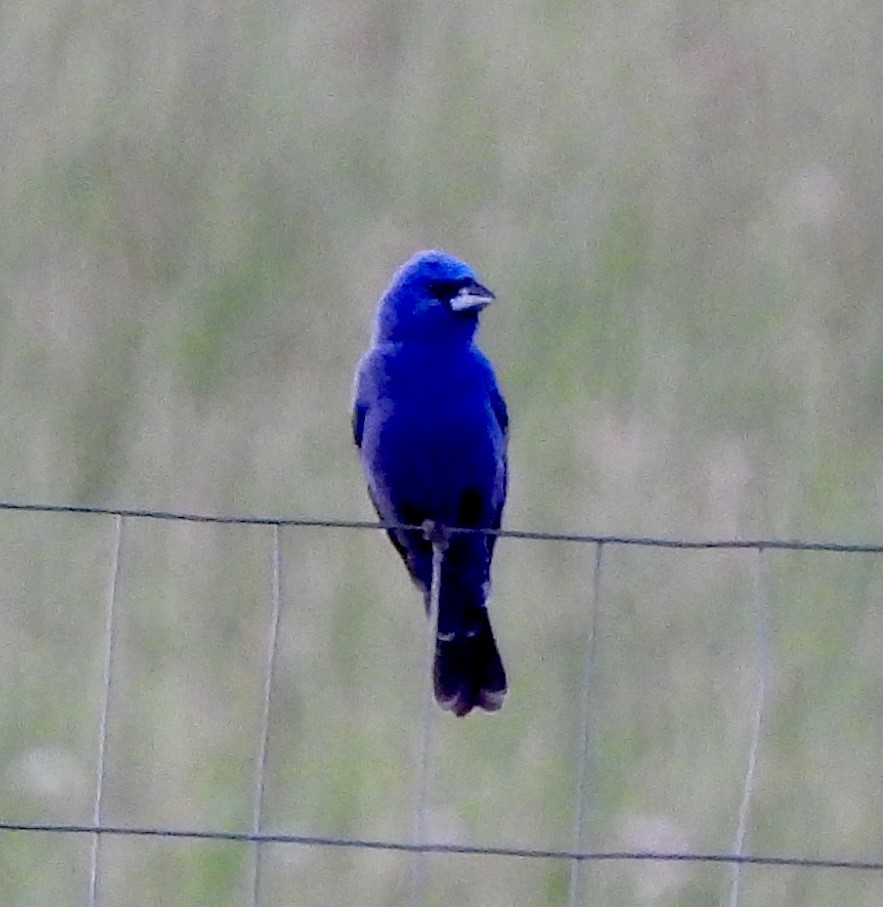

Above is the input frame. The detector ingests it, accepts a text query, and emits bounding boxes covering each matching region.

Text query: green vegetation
[1,1,882,904]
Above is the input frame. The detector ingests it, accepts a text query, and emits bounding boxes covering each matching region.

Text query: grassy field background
[2,2,882,905]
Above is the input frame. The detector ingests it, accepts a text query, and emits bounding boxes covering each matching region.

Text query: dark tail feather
[433,610,507,717]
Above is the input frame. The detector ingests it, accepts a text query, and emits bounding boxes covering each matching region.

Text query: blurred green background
[2,1,883,905]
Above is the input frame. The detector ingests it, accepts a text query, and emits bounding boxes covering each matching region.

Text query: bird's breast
[374,395,499,467]
[366,395,503,522]
[359,343,505,522]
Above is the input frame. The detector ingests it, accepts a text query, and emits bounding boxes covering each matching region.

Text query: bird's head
[374,250,496,344]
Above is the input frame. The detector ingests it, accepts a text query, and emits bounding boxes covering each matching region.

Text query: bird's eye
[427,279,459,300]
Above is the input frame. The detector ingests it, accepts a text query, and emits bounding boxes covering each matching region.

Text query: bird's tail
[433,609,507,717]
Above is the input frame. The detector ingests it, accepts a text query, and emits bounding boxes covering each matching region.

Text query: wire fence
[1,499,883,907]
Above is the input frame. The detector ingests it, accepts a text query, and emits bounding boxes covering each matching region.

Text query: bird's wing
[352,347,418,573]
[489,380,509,441]
[486,377,508,557]
[352,401,367,449]
[351,350,376,449]
[367,483,415,573]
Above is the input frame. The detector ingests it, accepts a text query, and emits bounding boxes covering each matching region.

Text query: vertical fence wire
[248,524,284,907]
[568,541,605,906]
[410,538,445,906]
[728,546,770,907]
[88,514,124,907]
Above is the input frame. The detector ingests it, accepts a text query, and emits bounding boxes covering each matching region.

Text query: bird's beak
[449,279,496,313]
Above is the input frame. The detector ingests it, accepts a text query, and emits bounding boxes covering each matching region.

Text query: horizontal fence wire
[1,820,882,871]
[3,498,883,898]
[2,500,883,552]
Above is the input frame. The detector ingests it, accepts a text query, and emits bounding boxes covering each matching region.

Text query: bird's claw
[421,519,450,549]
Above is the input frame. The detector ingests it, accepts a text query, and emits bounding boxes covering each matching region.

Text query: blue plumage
[353,250,508,716]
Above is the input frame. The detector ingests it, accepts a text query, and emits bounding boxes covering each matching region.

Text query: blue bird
[352,250,508,717]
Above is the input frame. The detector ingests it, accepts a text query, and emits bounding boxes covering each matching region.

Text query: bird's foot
[421,520,450,550]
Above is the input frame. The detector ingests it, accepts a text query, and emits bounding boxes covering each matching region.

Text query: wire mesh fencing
[1,501,882,906]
